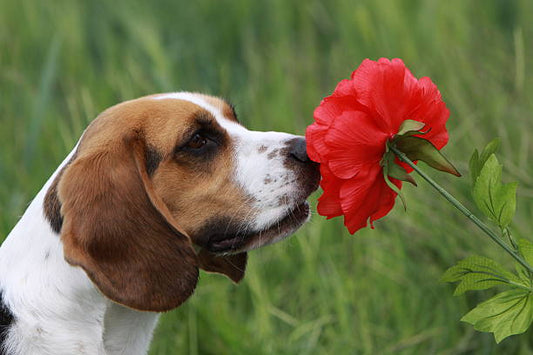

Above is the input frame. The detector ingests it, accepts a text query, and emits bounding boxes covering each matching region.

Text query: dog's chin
[198,201,310,255]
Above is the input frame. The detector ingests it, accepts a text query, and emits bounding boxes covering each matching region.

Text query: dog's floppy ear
[197,250,247,283]
[58,133,199,312]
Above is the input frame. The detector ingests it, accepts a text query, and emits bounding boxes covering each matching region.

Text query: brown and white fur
[0,93,320,355]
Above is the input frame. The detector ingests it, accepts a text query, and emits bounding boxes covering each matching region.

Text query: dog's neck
[0,151,159,355]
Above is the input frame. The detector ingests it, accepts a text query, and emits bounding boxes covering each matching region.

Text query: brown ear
[197,250,247,283]
[58,134,199,312]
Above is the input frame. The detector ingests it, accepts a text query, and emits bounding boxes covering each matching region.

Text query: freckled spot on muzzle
[264,176,272,184]
[267,150,279,160]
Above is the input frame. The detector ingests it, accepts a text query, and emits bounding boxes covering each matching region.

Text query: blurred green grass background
[1,0,533,353]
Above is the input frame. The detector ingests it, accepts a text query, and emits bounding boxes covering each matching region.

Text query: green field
[2,0,533,353]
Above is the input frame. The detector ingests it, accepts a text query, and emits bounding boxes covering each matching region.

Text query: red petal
[351,58,409,132]
[369,176,400,224]
[316,165,343,218]
[398,76,450,147]
[337,164,401,234]
[351,58,450,152]
[323,111,388,179]
[305,122,329,163]
[313,95,364,126]
[331,79,357,97]
[338,164,380,213]
[314,99,341,126]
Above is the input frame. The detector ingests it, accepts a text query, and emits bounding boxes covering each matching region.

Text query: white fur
[0,92,303,354]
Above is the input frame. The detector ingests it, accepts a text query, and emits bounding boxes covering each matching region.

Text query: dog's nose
[288,137,311,163]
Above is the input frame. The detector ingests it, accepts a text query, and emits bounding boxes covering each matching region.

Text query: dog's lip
[207,201,310,253]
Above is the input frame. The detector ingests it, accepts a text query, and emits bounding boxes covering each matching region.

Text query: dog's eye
[176,130,220,160]
[187,133,208,149]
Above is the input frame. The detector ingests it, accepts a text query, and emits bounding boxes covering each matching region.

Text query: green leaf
[461,289,533,343]
[469,149,480,186]
[441,255,524,295]
[394,136,461,176]
[472,154,518,228]
[480,138,501,167]
[470,138,501,187]
[518,239,533,268]
[515,263,530,285]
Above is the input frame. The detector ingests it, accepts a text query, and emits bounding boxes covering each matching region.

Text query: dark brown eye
[187,133,208,149]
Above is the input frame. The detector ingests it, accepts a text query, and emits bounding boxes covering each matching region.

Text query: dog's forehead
[151,92,295,144]
[152,92,239,128]
[151,92,272,144]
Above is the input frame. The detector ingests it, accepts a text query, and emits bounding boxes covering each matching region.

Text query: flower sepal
[380,148,416,210]
[396,119,427,136]
[391,134,461,177]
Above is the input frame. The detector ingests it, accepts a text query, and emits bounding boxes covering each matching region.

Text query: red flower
[306,58,450,234]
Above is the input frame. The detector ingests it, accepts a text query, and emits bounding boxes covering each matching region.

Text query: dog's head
[45,93,319,312]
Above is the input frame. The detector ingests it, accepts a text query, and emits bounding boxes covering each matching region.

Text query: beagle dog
[0,93,320,355]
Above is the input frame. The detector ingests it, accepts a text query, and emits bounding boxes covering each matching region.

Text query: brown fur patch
[222,102,238,122]
[195,94,239,122]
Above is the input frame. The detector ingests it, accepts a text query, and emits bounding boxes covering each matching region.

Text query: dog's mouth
[195,201,311,254]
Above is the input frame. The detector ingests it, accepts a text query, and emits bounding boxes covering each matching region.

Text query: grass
[1,0,533,353]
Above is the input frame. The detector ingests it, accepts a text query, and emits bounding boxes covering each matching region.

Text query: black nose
[288,138,311,163]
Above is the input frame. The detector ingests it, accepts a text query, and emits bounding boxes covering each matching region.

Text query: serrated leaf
[518,239,533,268]
[473,154,518,228]
[515,263,530,284]
[441,255,524,295]
[461,289,533,343]
[394,136,461,176]
[469,149,480,186]
[497,183,518,227]
[479,138,501,167]
[471,138,501,188]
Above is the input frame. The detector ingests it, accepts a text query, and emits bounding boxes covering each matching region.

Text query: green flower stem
[389,145,533,274]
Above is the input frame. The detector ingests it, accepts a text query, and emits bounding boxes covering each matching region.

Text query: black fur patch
[145,146,162,176]
[43,177,63,234]
[0,291,14,354]
[43,153,77,234]
[193,217,249,253]
[228,102,239,122]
